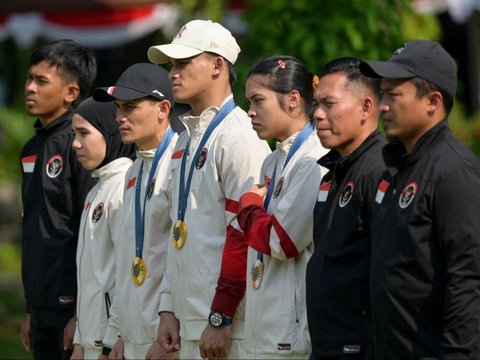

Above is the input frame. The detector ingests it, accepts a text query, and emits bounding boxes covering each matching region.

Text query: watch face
[209,312,223,327]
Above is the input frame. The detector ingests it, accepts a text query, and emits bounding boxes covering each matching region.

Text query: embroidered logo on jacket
[399,182,417,209]
[343,344,361,353]
[339,181,354,208]
[147,179,156,200]
[277,343,291,351]
[273,176,284,199]
[46,154,64,178]
[92,202,104,223]
[196,147,208,170]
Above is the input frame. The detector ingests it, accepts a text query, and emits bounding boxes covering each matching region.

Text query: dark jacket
[20,110,96,328]
[306,130,385,357]
[370,120,480,359]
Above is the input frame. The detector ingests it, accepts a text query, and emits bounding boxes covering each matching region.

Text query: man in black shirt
[19,39,97,359]
[361,39,480,358]
[307,57,384,359]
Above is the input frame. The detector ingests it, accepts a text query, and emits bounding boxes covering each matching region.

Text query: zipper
[105,292,111,319]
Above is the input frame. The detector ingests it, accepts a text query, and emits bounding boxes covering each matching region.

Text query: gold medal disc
[172,220,187,249]
[131,257,147,286]
[250,259,264,289]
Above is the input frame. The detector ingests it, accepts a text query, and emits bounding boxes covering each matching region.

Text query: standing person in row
[147,19,271,359]
[19,39,97,360]
[70,98,135,360]
[306,57,384,359]
[361,40,480,358]
[93,63,178,359]
[238,55,325,359]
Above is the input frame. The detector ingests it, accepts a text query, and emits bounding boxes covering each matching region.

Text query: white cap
[148,19,240,65]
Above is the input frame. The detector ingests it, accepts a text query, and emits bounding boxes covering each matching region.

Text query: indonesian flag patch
[318,181,332,202]
[375,179,390,204]
[21,155,37,173]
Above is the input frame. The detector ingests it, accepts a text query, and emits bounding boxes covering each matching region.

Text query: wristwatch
[208,311,232,327]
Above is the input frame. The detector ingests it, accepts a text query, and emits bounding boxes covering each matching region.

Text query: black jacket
[306,130,385,357]
[20,110,96,328]
[370,120,480,359]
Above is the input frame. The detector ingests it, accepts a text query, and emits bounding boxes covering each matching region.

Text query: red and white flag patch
[375,179,390,204]
[318,181,332,202]
[21,155,37,173]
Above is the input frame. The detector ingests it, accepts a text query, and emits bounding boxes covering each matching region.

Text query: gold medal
[172,220,187,249]
[250,259,264,289]
[131,257,147,286]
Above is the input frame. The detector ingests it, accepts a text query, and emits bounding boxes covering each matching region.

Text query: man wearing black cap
[360,40,480,358]
[93,63,178,359]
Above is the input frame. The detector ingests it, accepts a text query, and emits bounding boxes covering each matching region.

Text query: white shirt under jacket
[73,157,133,352]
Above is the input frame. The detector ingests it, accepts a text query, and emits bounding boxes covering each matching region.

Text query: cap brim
[360,60,416,79]
[93,86,150,102]
[148,44,203,64]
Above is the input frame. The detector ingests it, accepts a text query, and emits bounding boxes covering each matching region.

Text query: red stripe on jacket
[237,192,298,258]
[211,225,248,317]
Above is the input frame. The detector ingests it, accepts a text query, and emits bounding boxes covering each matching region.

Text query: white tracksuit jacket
[103,133,177,357]
[73,157,133,355]
[238,130,326,358]
[158,96,271,342]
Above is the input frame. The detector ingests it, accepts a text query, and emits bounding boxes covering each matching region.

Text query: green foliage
[0,107,34,182]
[239,0,411,75]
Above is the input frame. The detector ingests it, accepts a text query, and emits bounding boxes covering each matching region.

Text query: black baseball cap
[93,63,174,103]
[360,40,457,98]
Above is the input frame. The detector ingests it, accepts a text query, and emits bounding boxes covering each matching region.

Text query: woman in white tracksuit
[70,98,135,359]
[239,56,327,359]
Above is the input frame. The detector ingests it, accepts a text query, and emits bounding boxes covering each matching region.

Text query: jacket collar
[34,109,72,135]
[92,157,132,180]
[383,119,450,174]
[180,95,233,140]
[319,130,385,176]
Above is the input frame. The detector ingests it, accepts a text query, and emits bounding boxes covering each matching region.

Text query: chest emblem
[92,202,104,223]
[195,147,208,170]
[46,154,64,178]
[399,182,417,209]
[273,176,284,199]
[147,178,156,200]
[339,181,354,208]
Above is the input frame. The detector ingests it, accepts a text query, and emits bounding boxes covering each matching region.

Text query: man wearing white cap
[147,19,271,359]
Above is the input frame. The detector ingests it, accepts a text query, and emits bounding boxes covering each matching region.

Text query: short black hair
[410,77,454,115]
[319,57,380,99]
[30,39,97,108]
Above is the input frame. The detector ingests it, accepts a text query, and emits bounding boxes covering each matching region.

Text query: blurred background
[1,0,479,357]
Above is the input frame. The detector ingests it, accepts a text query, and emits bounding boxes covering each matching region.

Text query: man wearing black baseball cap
[361,40,480,358]
[92,63,178,359]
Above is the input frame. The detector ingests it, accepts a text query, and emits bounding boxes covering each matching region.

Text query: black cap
[93,63,174,103]
[360,40,457,98]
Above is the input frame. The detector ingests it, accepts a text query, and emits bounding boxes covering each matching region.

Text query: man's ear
[65,83,80,105]
[212,56,225,77]
[426,91,443,113]
[158,100,172,122]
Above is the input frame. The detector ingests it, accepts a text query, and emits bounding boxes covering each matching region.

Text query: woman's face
[72,114,106,170]
[245,75,296,142]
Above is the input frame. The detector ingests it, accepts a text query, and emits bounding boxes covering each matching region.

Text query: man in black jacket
[361,39,480,358]
[306,57,384,359]
[19,39,97,359]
